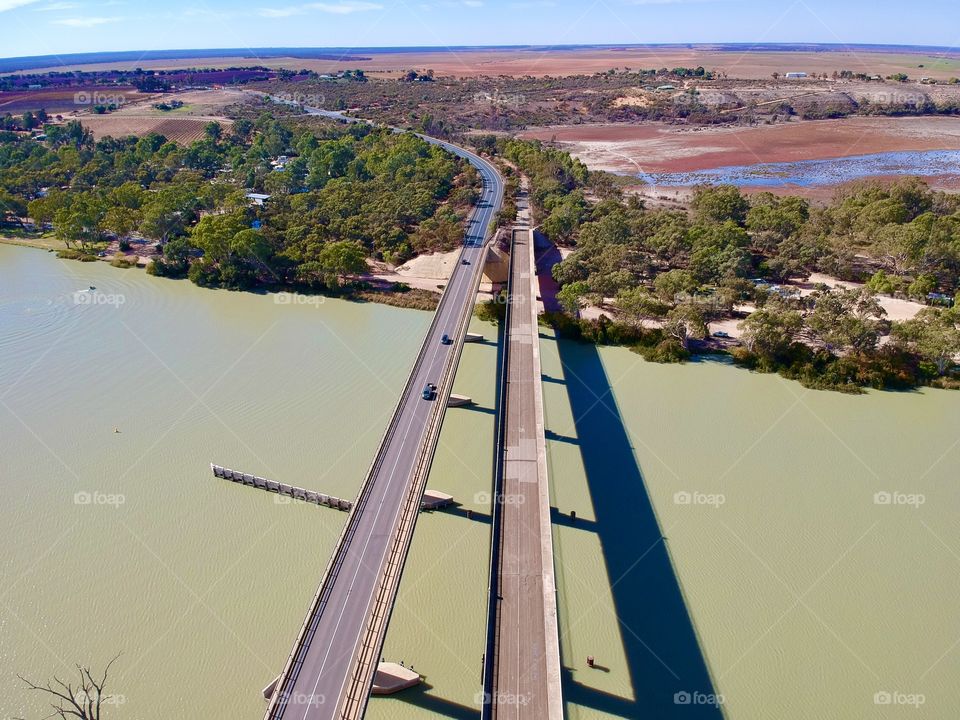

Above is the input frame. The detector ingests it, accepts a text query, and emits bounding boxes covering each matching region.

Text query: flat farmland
[12,46,960,80]
[74,89,242,142]
[78,115,230,142]
[0,85,141,114]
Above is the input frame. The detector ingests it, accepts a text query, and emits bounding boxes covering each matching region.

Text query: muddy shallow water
[634,149,960,188]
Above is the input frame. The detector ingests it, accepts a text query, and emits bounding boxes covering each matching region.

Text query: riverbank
[0,237,449,311]
[0,232,64,252]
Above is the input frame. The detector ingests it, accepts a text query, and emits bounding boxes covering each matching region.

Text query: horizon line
[3,41,960,71]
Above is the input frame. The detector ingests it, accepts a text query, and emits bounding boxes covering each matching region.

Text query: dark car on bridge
[422,383,436,400]
[441,334,451,345]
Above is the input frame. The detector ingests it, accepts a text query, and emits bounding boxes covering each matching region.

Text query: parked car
[713,331,731,339]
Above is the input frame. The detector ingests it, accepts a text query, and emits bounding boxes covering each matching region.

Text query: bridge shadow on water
[385,680,480,719]
[552,336,724,719]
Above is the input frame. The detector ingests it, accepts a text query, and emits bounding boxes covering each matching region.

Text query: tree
[804,287,887,355]
[54,198,103,250]
[190,212,248,264]
[891,307,960,375]
[557,280,591,316]
[746,193,809,246]
[232,118,254,141]
[615,287,668,326]
[101,206,141,240]
[653,269,698,302]
[18,654,120,720]
[665,301,707,349]
[204,122,223,141]
[908,273,937,299]
[299,241,367,288]
[738,300,803,359]
[691,185,749,225]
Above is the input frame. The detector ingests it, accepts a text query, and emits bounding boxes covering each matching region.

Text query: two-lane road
[267,126,504,720]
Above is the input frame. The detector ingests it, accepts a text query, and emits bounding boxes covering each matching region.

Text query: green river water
[1,243,959,719]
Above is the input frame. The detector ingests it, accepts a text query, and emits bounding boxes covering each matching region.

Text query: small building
[245,192,271,206]
[656,84,675,91]
[785,72,808,79]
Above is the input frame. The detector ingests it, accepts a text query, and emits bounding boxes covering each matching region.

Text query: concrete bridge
[263,134,506,720]
[481,193,563,719]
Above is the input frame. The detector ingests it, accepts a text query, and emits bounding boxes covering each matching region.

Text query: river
[2,243,959,719]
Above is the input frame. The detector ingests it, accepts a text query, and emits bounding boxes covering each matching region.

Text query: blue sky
[1,0,958,60]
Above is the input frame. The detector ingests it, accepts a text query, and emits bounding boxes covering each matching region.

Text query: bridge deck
[485,197,563,719]
[265,138,504,720]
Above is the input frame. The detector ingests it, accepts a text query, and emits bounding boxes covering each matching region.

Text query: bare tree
[17,654,121,720]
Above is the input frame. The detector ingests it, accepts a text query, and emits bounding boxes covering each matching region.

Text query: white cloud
[310,1,383,13]
[53,14,118,25]
[0,0,43,11]
[260,0,382,16]
[463,0,483,6]
[259,5,302,16]
[34,1,79,9]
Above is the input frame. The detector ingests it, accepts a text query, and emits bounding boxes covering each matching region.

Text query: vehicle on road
[441,334,451,345]
[713,331,731,339]
[462,259,470,265]
[422,383,437,400]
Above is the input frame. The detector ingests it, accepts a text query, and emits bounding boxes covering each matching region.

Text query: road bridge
[264,132,505,720]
